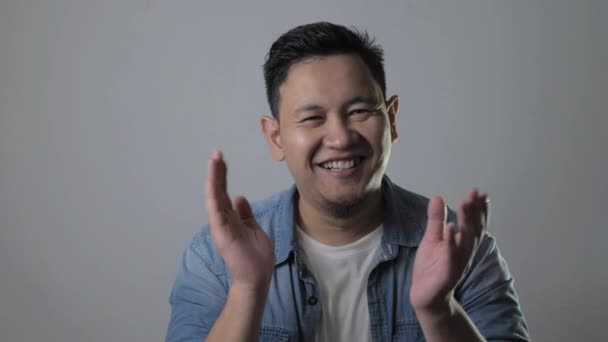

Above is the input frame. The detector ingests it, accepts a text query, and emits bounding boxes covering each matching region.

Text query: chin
[321,192,368,218]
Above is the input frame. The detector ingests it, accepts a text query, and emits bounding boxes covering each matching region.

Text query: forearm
[206,284,269,342]
[415,298,486,342]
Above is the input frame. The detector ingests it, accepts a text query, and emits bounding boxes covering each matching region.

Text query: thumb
[426,196,447,242]
[233,196,258,228]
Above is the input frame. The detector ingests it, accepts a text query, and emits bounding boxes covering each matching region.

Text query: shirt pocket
[392,319,425,342]
[259,326,291,342]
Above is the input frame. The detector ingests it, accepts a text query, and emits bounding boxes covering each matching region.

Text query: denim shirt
[166,176,530,341]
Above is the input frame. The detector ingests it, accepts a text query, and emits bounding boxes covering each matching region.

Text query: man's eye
[303,116,322,122]
[350,109,373,116]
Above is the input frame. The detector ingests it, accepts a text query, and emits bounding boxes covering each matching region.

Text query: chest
[258,247,426,342]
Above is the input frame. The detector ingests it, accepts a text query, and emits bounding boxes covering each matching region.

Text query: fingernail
[212,149,223,160]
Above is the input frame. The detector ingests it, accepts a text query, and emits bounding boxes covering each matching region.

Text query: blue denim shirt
[166,176,530,341]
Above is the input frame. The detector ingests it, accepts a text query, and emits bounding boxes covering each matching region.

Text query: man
[166,22,529,342]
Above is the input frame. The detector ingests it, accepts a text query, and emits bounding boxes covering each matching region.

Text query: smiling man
[166,22,530,342]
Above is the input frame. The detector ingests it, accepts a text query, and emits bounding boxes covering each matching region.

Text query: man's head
[264,22,387,119]
[261,22,399,218]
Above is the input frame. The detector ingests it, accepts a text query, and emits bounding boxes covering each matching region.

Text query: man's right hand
[205,151,275,293]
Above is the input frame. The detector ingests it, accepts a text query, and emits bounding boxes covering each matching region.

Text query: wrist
[413,295,458,322]
[229,282,271,308]
[207,281,270,341]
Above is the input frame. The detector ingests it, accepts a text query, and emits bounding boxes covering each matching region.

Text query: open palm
[205,151,275,290]
[410,190,488,311]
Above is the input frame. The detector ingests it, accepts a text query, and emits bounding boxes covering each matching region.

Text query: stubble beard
[321,192,370,219]
[318,174,385,219]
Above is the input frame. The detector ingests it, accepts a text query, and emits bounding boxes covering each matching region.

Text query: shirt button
[307,296,318,305]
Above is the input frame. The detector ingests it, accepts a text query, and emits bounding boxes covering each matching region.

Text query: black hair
[263,22,386,119]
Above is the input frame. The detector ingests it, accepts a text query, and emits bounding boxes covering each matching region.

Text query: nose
[323,115,358,149]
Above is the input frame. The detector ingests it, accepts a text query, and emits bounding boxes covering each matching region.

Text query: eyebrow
[293,96,381,116]
[294,104,324,115]
[343,96,380,108]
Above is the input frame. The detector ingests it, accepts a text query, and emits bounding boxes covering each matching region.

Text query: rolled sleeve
[456,234,531,342]
[165,230,228,342]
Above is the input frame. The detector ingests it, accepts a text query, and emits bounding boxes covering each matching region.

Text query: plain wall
[1,1,606,341]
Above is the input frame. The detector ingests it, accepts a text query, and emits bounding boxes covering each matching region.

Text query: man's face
[262,54,398,214]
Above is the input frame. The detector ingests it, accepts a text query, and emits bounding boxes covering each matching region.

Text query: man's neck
[296,191,384,246]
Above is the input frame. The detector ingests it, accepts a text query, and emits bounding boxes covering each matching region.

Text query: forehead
[278,54,381,115]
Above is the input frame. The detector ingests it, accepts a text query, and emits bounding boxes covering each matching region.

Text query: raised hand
[410,189,488,313]
[205,151,275,292]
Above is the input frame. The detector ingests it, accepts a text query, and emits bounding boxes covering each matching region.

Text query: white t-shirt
[296,226,383,342]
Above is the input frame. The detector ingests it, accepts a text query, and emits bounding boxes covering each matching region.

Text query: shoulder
[384,177,457,226]
[250,188,291,223]
[389,181,431,210]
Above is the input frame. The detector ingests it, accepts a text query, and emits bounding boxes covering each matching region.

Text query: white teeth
[321,158,360,170]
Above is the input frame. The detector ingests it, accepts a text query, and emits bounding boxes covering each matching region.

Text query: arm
[206,284,270,342]
[415,234,529,341]
[410,190,529,342]
[165,237,227,341]
[165,233,272,342]
[166,151,275,342]
[410,190,487,342]
[415,298,485,342]
[455,234,529,341]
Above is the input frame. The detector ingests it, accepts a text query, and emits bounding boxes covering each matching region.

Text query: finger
[426,196,447,242]
[471,189,482,231]
[213,151,233,210]
[479,192,490,231]
[216,152,230,205]
[233,195,258,229]
[462,188,482,237]
[455,228,464,249]
[205,153,217,213]
[469,190,487,237]
[205,151,233,227]
[445,222,457,247]
[457,197,475,254]
[455,229,476,276]
[457,199,467,235]
[465,188,479,227]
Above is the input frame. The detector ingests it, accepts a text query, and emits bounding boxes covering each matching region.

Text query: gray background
[1,0,606,341]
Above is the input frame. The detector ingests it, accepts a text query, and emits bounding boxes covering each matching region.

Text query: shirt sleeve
[455,233,531,342]
[165,231,229,342]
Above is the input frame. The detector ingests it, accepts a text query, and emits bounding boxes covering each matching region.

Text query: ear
[386,95,399,142]
[260,115,285,161]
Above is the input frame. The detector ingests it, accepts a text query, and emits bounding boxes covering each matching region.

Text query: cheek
[283,130,319,164]
[291,131,314,147]
[363,121,393,165]
[365,119,391,147]
[378,116,393,144]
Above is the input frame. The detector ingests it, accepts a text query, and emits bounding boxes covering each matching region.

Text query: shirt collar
[380,175,427,248]
[271,175,427,266]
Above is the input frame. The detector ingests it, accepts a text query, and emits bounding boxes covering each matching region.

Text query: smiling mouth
[319,157,363,171]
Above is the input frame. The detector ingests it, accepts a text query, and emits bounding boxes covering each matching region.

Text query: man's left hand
[410,189,489,314]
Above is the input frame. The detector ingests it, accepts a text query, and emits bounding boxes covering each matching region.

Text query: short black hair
[263,22,386,119]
